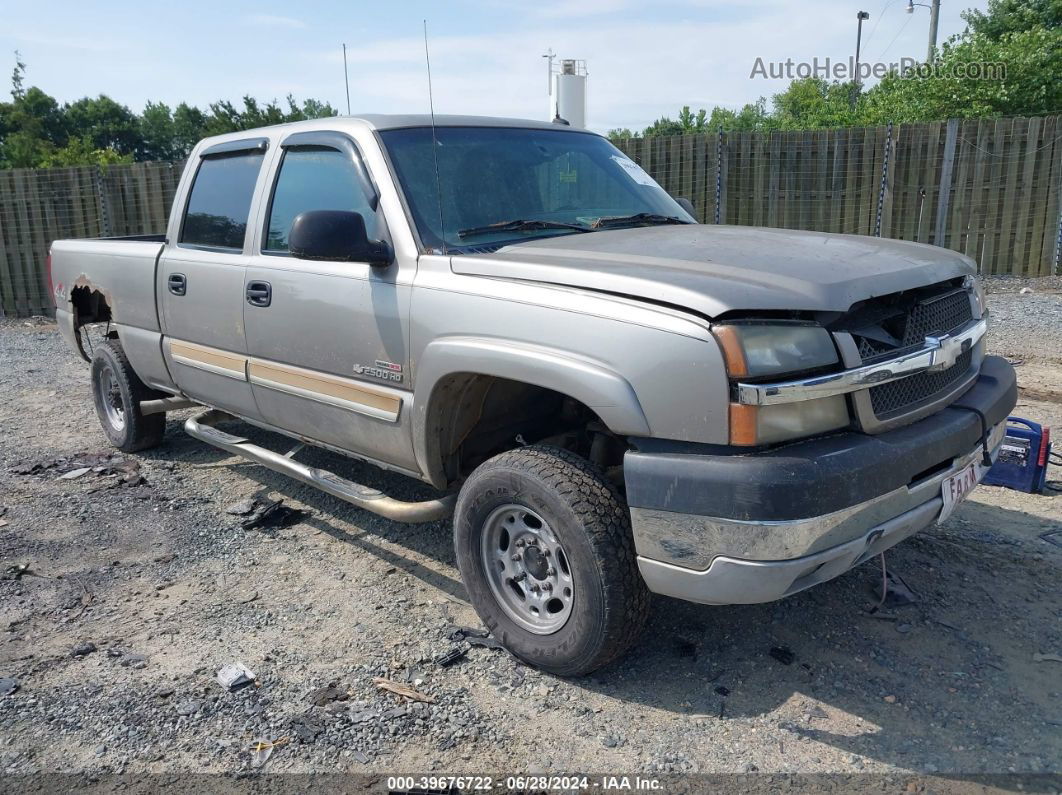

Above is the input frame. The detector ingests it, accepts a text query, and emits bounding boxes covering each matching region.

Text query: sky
[0,0,989,134]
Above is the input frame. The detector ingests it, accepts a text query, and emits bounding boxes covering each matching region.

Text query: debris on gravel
[216,662,257,691]
[14,451,146,487]
[768,646,795,665]
[372,677,435,704]
[70,641,97,658]
[238,498,307,531]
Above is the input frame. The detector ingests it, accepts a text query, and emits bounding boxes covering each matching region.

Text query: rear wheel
[90,340,166,452]
[454,445,649,676]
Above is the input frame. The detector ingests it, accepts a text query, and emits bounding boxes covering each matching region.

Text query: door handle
[246,281,272,307]
[168,273,187,296]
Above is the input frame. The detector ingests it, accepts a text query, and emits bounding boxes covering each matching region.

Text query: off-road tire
[454,445,650,676]
[90,339,166,452]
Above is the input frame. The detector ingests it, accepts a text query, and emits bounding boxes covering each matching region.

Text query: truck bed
[50,236,166,335]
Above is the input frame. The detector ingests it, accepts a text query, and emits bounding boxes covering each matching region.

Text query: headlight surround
[713,322,848,445]
[713,322,839,378]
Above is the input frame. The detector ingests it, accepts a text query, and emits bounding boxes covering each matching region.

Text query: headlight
[729,395,849,445]
[712,323,838,378]
[713,322,848,445]
[964,275,986,318]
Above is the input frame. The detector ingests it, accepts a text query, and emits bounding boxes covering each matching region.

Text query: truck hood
[451,225,975,318]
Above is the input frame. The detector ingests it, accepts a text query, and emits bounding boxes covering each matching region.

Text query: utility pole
[908,0,942,61]
[854,11,870,85]
[542,48,555,119]
[852,11,870,110]
[927,0,940,61]
[342,43,351,115]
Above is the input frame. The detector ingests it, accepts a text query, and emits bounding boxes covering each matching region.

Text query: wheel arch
[413,337,650,488]
[59,284,116,362]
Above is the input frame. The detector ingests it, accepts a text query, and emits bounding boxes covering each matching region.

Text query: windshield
[379,126,694,252]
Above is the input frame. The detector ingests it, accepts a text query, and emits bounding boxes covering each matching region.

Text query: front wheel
[454,445,649,676]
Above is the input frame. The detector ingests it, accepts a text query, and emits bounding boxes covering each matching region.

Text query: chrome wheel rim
[481,504,574,634]
[96,364,125,432]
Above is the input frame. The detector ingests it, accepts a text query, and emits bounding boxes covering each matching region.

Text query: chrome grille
[902,289,973,344]
[856,288,973,361]
[849,286,976,420]
[869,348,974,418]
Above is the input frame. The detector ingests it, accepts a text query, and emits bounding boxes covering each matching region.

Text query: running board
[184,409,455,523]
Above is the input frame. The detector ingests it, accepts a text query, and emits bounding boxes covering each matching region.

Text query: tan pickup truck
[49,115,1017,674]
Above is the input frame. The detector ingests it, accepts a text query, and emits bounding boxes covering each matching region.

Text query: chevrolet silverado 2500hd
[49,115,1017,675]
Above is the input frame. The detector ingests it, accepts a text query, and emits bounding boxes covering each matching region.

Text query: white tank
[551,59,587,128]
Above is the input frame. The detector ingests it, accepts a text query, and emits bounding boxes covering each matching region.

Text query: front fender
[412,336,650,486]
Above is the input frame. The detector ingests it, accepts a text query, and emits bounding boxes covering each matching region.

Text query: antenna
[342,43,351,115]
[423,20,446,254]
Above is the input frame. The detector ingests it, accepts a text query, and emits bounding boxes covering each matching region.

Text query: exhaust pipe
[184,410,455,523]
[141,396,199,415]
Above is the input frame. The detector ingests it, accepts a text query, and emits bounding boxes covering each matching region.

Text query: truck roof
[193,114,596,152]
[356,114,588,131]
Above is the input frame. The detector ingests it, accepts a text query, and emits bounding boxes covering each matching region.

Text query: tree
[0,52,338,168]
[38,135,133,167]
[862,1,1061,123]
[11,50,25,100]
[202,95,338,137]
[0,86,67,167]
[171,103,208,158]
[771,79,863,129]
[64,95,141,156]
[962,0,1062,39]
[138,102,176,161]
[705,99,774,131]
[608,0,1060,140]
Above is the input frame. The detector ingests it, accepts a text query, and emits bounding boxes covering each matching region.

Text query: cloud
[247,14,307,29]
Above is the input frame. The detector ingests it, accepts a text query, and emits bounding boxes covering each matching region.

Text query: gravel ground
[982,276,1062,366]
[0,282,1060,790]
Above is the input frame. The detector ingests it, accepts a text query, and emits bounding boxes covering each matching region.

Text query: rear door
[158,138,269,418]
[242,130,417,472]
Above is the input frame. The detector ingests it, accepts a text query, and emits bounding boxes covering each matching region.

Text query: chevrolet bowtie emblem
[925,333,966,371]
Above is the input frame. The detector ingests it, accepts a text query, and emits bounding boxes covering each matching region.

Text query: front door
[242,132,417,472]
[159,140,269,418]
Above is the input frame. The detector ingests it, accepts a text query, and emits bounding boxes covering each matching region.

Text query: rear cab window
[180,148,266,251]
[264,145,379,254]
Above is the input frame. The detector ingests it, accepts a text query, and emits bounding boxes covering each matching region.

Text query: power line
[862,0,902,49]
[876,13,914,61]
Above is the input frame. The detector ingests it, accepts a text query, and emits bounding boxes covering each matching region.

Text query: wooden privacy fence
[1,116,1061,317]
[0,161,184,317]
[617,115,1062,279]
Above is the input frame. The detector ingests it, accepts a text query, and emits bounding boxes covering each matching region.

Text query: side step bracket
[184,409,455,523]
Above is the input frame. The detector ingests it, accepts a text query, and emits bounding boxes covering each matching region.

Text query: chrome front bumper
[635,422,1005,605]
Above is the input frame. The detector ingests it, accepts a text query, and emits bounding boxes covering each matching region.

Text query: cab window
[264,146,377,253]
[180,150,264,250]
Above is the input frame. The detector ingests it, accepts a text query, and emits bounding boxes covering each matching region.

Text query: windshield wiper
[592,212,691,229]
[457,219,591,239]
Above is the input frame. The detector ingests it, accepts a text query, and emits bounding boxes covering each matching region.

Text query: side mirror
[674,197,697,218]
[288,210,392,266]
